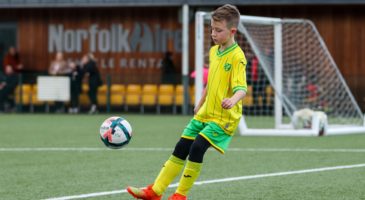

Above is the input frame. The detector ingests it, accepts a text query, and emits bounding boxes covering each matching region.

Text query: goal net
[195,12,365,136]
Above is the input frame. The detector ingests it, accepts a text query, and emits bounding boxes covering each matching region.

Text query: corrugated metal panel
[1,0,365,8]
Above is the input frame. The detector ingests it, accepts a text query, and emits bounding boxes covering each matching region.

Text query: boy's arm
[221,90,246,109]
[194,87,207,114]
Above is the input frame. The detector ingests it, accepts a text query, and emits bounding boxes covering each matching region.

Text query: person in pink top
[190,64,209,87]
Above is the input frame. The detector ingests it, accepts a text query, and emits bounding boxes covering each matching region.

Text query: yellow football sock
[152,155,185,196]
[176,160,202,196]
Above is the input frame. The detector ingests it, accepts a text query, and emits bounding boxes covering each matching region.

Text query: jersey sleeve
[231,57,247,94]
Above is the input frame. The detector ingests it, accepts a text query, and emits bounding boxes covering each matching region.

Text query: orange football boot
[126,184,162,200]
[168,193,187,200]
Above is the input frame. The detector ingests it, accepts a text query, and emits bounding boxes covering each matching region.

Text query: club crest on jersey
[224,63,232,71]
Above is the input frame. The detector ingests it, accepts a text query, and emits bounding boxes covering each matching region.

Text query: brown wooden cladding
[0,5,364,110]
[3,7,188,84]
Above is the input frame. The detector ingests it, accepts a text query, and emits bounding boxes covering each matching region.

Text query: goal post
[194,11,365,136]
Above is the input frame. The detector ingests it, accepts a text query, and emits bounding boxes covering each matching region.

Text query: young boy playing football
[127,4,247,200]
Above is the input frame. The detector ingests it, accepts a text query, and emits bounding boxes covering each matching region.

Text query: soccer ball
[292,108,314,129]
[292,108,328,136]
[100,116,132,149]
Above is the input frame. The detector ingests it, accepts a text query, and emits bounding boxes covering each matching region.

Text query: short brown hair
[212,4,240,28]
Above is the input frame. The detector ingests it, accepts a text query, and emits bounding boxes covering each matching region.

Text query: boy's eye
[211,28,222,33]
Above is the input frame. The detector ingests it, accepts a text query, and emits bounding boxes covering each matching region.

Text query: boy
[127,4,247,200]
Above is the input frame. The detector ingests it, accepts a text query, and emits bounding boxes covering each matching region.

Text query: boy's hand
[221,98,234,109]
[221,91,246,109]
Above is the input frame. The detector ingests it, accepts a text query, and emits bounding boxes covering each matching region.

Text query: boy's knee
[188,135,210,163]
[189,142,204,155]
[172,138,193,160]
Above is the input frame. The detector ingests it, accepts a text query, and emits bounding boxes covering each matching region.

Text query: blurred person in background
[48,52,70,113]
[82,53,102,114]
[247,55,269,112]
[190,63,209,87]
[49,52,69,76]
[68,61,84,114]
[0,65,18,113]
[161,51,177,84]
[190,64,209,97]
[3,46,23,73]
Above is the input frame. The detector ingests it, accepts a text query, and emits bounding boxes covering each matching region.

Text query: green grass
[0,114,365,200]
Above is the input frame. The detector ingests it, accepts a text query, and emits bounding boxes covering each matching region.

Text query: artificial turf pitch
[0,114,364,200]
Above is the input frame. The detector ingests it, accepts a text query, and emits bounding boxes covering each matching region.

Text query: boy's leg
[174,135,210,197]
[127,138,193,199]
[127,119,204,199]
[152,138,193,195]
[126,155,184,199]
[152,119,205,195]
[171,122,232,198]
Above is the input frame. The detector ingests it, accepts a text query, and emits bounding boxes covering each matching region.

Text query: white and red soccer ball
[292,108,328,136]
[100,116,132,149]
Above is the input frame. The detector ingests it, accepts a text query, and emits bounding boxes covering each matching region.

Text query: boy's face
[210,19,236,46]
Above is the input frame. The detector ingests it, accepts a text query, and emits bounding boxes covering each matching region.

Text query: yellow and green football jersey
[194,43,247,135]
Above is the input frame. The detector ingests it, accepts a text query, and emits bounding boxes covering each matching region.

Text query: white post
[194,12,205,107]
[238,116,248,135]
[182,4,190,115]
[274,22,283,129]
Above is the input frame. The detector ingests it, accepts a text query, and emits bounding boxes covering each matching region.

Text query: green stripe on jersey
[217,43,238,57]
[233,86,247,93]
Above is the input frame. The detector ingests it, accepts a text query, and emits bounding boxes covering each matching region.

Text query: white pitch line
[44,190,126,200]
[0,147,107,152]
[0,147,172,152]
[227,148,365,153]
[44,163,365,200]
[1,147,365,153]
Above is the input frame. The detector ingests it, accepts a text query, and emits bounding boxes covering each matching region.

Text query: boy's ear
[231,28,237,35]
